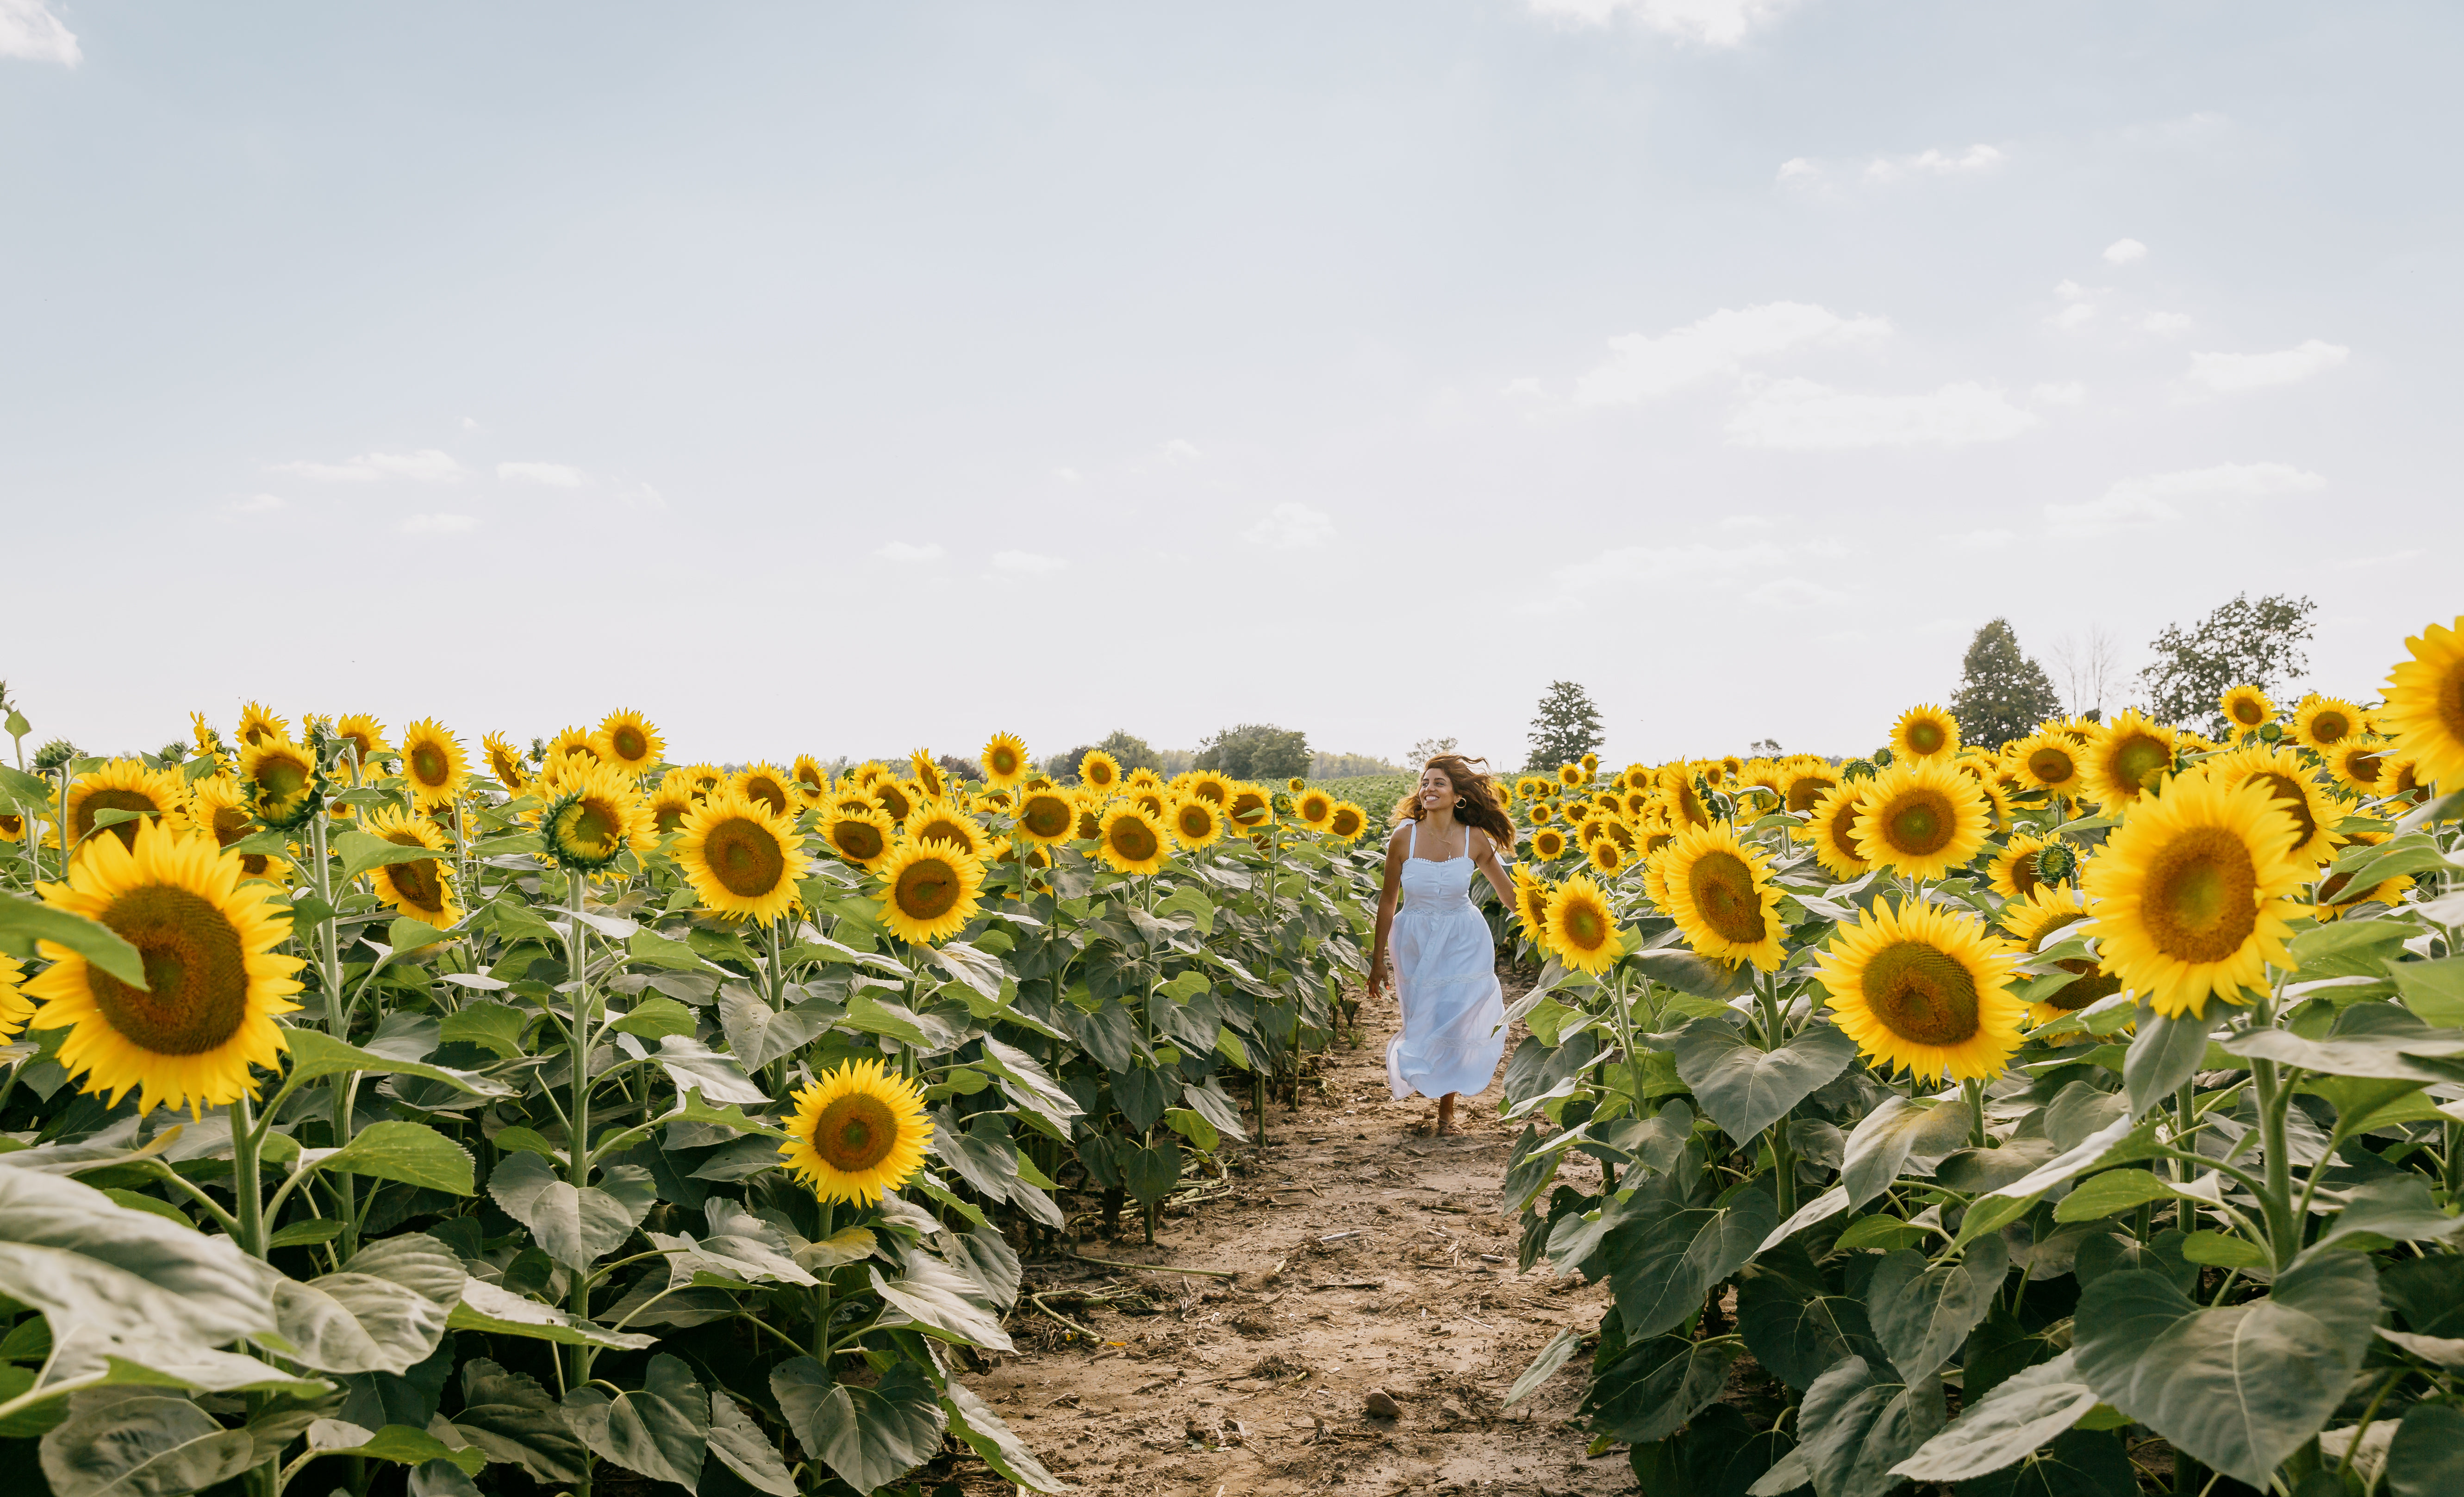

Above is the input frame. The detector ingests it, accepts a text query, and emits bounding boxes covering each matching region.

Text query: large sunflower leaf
[2072,1253,2380,1488]
[870,1254,1017,1351]
[37,1389,256,1497]
[485,1152,655,1269]
[0,1167,279,1345]
[1737,1240,1880,1390]
[1582,1332,1741,1445]
[717,983,838,1069]
[0,893,147,988]
[266,1234,465,1375]
[279,1029,516,1098]
[444,1278,658,1350]
[771,1356,947,1495]
[450,1358,587,1483]
[651,1035,769,1106]
[1604,1177,1778,1341]
[1795,1355,1945,1497]
[1675,1019,1858,1145]
[943,1381,1067,1492]
[2387,1404,2464,1497]
[561,1353,708,1491]
[2122,1007,2217,1116]
[705,1387,797,1496]
[1948,1428,2136,1497]
[1892,1352,2101,1483]
[315,1121,476,1196]
[1868,1234,2010,1384]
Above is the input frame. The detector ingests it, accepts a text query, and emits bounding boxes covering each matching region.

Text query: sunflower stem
[1964,1077,1987,1150]
[562,868,599,1462]
[230,1087,268,1259]
[305,809,360,1260]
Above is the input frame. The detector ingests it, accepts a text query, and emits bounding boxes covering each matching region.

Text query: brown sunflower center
[811,1093,899,1173]
[78,789,163,849]
[611,726,648,762]
[1859,939,1982,1046]
[1825,801,1866,862]
[745,778,788,815]
[1687,850,1767,944]
[554,797,622,861]
[873,786,911,820]
[209,807,249,848]
[2310,711,2351,743]
[1878,789,1954,856]
[1787,776,1837,813]
[915,819,973,852]
[1020,796,1072,839]
[2345,752,2383,785]
[2008,848,2042,896]
[2106,734,2170,795]
[2232,697,2265,726]
[1178,807,1210,838]
[655,803,689,834]
[409,743,449,787]
[1329,809,1361,838]
[833,821,886,861]
[2249,772,2318,850]
[1109,818,1160,863]
[1087,764,1115,787]
[894,856,961,920]
[2138,826,2259,963]
[90,884,250,1056]
[989,747,1018,775]
[2028,747,2075,785]
[1906,721,1947,755]
[1558,897,1609,951]
[2436,662,2464,739]
[387,856,447,915]
[706,817,786,897]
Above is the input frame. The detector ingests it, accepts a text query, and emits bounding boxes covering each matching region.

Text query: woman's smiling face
[1418,765,1456,812]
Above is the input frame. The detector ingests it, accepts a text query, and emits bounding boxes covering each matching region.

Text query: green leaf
[562,1352,708,1490]
[2122,1007,2214,1117]
[1122,1140,1182,1208]
[302,1418,486,1476]
[1585,1333,1743,1444]
[97,1189,193,1229]
[841,990,961,1051]
[1946,1428,2135,1497]
[266,1218,346,1250]
[1831,1216,1929,1253]
[486,1153,655,1269]
[943,1380,1067,1492]
[1794,1355,1945,1497]
[387,918,453,953]
[705,1386,798,1496]
[2072,1253,2380,1488]
[2391,957,2464,1026]
[870,1254,1017,1351]
[36,1390,256,1497]
[2177,1230,2268,1270]
[2287,918,2412,976]
[436,1001,528,1060]
[279,1028,515,1098]
[2305,1174,2464,1256]
[452,1357,589,1482]
[1892,1351,2099,1483]
[771,1356,947,1495]
[929,939,1011,999]
[0,1167,279,1348]
[1674,1020,1859,1145]
[624,928,721,973]
[1841,1095,1974,1208]
[2222,1025,2464,1084]
[2302,1075,2441,1135]
[449,1279,658,1351]
[333,830,456,886]
[1736,1241,1879,1391]
[716,984,837,1069]
[1163,1107,1220,1152]
[1607,1178,1778,1341]
[1868,1235,2009,1384]
[1629,947,1755,997]
[609,994,695,1040]
[0,892,148,989]
[977,1035,1084,1134]
[2386,1403,2464,1497]
[319,1121,476,1195]
[1503,1329,1584,1408]
[267,1234,464,1375]
[648,1033,768,1106]
[2052,1169,2182,1224]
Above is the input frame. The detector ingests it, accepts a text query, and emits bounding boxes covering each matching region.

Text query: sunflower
[647,776,697,836]
[2009,732,2084,802]
[1513,867,1555,941]
[1095,804,1170,875]
[2376,753,2428,808]
[1891,704,1961,762]
[1557,763,1585,789]
[1572,814,1607,848]
[239,739,322,831]
[2292,696,2365,752]
[588,709,663,775]
[538,761,656,873]
[2311,830,2414,920]
[548,727,600,764]
[906,800,989,857]
[819,805,895,871]
[2329,739,2390,796]
[1295,789,1335,828]
[65,759,191,855]
[2205,743,2338,864]
[947,730,1019,789]
[717,763,786,818]
[2379,617,2464,789]
[685,763,727,797]
[362,806,460,928]
[1852,760,1990,882]
[1324,801,1368,843]
[1178,772,1229,807]
[1998,885,2122,1025]
[2081,710,2177,814]
[1815,901,2023,1083]
[187,776,285,884]
[779,1059,933,1205]
[23,819,305,1114]
[188,712,228,769]
[1783,767,1840,814]
[236,702,287,748]
[0,811,25,845]
[785,755,829,807]
[1543,874,1622,974]
[675,789,808,925]
[2082,767,2306,1019]
[868,776,915,824]
[1656,822,1786,969]
[1584,838,1624,876]
[1527,801,1555,826]
[1006,789,1074,849]
[397,720,469,809]
[332,714,391,775]
[1226,786,1273,830]
[1078,750,1122,791]
[873,839,986,944]
[1168,795,1225,849]
[1806,784,1875,879]
[0,957,27,1041]
[1660,768,1711,829]
[908,750,946,801]
[1530,826,1568,861]
[482,732,530,791]
[1985,833,2053,901]
[1125,767,1164,791]
[2220,685,2274,736]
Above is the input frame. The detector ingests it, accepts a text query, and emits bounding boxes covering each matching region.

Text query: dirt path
[961,974,1632,1496]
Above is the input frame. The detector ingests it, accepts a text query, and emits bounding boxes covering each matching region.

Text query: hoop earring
[1454,799,1466,808]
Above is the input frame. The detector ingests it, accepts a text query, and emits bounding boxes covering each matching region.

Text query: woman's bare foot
[1435,1093,1459,1136]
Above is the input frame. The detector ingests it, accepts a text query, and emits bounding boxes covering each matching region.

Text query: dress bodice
[1398,821,1475,911]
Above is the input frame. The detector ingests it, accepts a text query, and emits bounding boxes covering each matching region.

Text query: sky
[4,0,2457,770]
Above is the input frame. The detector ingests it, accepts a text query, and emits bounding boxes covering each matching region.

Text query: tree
[1949,619,2064,749]
[1526,682,1603,770]
[1042,745,1098,783]
[2047,626,2125,721]
[1406,735,1457,767]
[1095,729,1157,772]
[1194,723,1311,782]
[2139,593,2317,731]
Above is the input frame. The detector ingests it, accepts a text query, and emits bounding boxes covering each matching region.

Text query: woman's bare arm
[1470,827,1516,907]
[1367,823,1408,1000]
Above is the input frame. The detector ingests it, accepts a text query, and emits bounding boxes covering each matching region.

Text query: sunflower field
[0,716,1388,1497]
[1489,616,2464,1497]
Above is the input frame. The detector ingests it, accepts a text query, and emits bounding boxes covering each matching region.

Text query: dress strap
[1405,819,1416,857]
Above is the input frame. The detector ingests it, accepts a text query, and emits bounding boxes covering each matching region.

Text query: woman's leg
[1436,1092,1457,1135]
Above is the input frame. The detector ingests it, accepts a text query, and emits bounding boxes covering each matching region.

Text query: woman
[1367,754,1517,1136]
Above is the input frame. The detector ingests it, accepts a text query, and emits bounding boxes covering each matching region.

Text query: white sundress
[1385,820,1508,1100]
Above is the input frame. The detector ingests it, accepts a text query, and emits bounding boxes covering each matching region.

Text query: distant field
[1306,773,1413,818]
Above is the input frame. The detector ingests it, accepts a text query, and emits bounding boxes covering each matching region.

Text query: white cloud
[2182,339,2350,394]
[1529,540,1785,612]
[1162,439,1203,462]
[1053,467,1083,484]
[274,448,464,484]
[232,494,284,514]
[1861,144,2003,183]
[1526,0,1797,46]
[2045,461,2326,538]
[1574,302,1890,407]
[871,541,947,563]
[620,483,667,510]
[2046,303,2095,330]
[1775,158,1816,185]
[2030,382,2086,406]
[461,416,484,431]
[2053,280,2095,301]
[1499,376,1546,398]
[399,513,478,536]
[1243,502,1339,550]
[2103,238,2148,264]
[2142,312,2192,335]
[0,0,79,66]
[1724,379,2041,449]
[497,461,583,487]
[992,550,1068,575]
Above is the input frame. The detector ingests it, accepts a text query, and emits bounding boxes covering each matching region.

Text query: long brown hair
[1391,754,1516,852]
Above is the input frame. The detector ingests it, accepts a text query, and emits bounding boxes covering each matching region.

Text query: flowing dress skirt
[1385,897,1507,1099]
